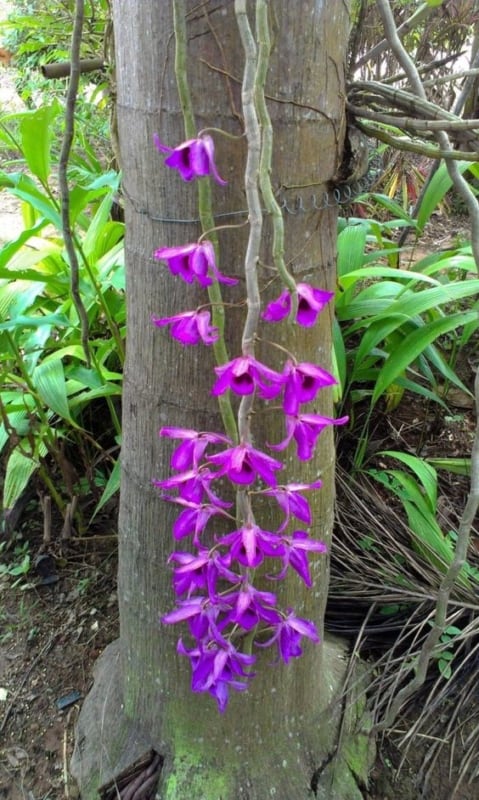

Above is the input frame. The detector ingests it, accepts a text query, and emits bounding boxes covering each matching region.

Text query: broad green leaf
[392,376,449,409]
[337,224,368,278]
[378,451,437,512]
[342,279,479,323]
[0,312,69,331]
[82,191,116,260]
[67,383,122,408]
[371,310,478,405]
[426,458,471,476]
[19,101,61,184]
[332,317,346,402]
[401,502,470,585]
[0,220,48,269]
[0,280,45,321]
[91,458,120,521]
[3,445,38,510]
[10,186,62,229]
[0,410,29,455]
[417,161,472,233]
[365,193,416,225]
[338,266,439,292]
[33,359,74,423]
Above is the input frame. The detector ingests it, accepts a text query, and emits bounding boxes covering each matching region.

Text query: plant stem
[58,0,91,367]
[235,0,262,402]
[172,0,238,444]
[255,0,296,305]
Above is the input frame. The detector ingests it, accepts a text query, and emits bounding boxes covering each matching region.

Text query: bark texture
[71,2,369,798]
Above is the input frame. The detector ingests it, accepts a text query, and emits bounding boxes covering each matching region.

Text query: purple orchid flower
[263,481,323,529]
[273,530,327,587]
[154,466,229,506]
[171,499,232,545]
[177,637,255,712]
[154,240,237,288]
[153,309,219,346]
[209,442,283,486]
[270,412,349,461]
[162,593,232,642]
[211,355,285,398]
[217,523,283,569]
[262,283,334,327]
[257,609,320,664]
[154,133,227,185]
[222,581,280,631]
[169,549,239,597]
[159,427,231,471]
[282,360,337,415]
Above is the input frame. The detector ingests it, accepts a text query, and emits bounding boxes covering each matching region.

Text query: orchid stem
[197,219,249,244]
[255,0,297,320]
[172,0,238,443]
[235,0,263,446]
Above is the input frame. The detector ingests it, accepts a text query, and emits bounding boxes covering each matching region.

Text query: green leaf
[332,317,346,401]
[19,102,61,184]
[82,191,116,260]
[438,660,452,680]
[425,458,471,476]
[378,451,437,513]
[0,220,48,269]
[371,309,478,405]
[338,265,439,292]
[417,161,472,233]
[33,359,75,423]
[3,446,38,510]
[0,410,29,455]
[91,458,120,521]
[337,223,368,278]
[0,312,70,331]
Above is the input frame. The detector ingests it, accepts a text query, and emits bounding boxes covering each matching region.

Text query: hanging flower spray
[152,0,347,712]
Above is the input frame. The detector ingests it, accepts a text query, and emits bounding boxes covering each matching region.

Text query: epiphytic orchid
[282,360,337,415]
[208,442,283,486]
[153,309,219,346]
[262,283,334,327]
[154,241,237,287]
[263,481,323,529]
[270,412,349,461]
[211,355,285,398]
[159,427,231,471]
[154,133,227,185]
[257,609,320,664]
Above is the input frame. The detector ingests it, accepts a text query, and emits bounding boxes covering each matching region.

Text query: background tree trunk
[71,2,369,798]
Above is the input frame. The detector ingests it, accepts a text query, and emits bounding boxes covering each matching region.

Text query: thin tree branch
[355,2,433,70]
[58,0,91,367]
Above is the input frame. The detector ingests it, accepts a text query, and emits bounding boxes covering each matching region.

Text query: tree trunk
[71,2,369,798]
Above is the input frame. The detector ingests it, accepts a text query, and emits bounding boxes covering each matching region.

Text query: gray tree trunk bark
[71,2,369,798]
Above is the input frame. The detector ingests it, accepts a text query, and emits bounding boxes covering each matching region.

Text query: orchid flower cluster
[153,133,347,712]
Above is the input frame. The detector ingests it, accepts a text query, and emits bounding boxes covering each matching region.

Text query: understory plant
[151,0,346,712]
[334,195,479,469]
[0,98,124,524]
